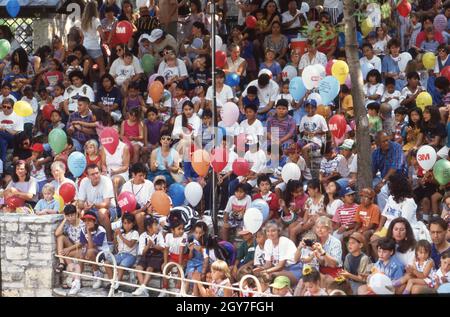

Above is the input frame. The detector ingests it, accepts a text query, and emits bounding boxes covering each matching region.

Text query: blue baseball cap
[342,186,356,196]
[305,99,317,108]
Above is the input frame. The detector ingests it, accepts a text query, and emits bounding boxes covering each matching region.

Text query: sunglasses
[161,136,171,141]
[2,106,12,109]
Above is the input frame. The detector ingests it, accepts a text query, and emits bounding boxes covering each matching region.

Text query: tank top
[126,96,140,112]
[123,120,140,139]
[105,141,129,181]
[415,258,435,277]
[156,147,175,171]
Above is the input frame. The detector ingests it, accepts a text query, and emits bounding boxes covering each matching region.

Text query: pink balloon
[222,102,240,127]
[345,74,352,89]
[148,73,160,88]
[211,146,229,173]
[232,158,251,176]
[236,133,247,155]
[100,127,119,155]
[434,14,447,32]
[117,191,137,213]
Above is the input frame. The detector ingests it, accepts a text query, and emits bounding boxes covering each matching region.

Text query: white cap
[300,2,310,14]
[367,273,394,295]
[339,139,355,150]
[139,33,152,43]
[136,0,150,8]
[258,68,272,78]
[149,29,163,43]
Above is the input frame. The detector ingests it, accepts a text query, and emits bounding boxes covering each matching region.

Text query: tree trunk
[343,0,372,189]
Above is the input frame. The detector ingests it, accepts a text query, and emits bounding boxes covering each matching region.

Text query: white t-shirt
[326,199,344,217]
[299,114,328,146]
[110,56,144,77]
[117,230,139,256]
[0,111,24,132]
[172,114,202,139]
[360,56,382,73]
[299,52,328,71]
[281,10,301,29]
[121,180,155,208]
[6,178,37,202]
[21,96,38,125]
[239,119,264,139]
[244,149,267,174]
[264,236,297,267]
[363,83,385,106]
[64,84,95,112]
[242,80,279,109]
[224,195,252,214]
[158,59,188,78]
[206,85,234,107]
[112,64,135,85]
[382,196,418,230]
[0,94,17,103]
[159,65,180,82]
[254,244,266,267]
[138,231,165,256]
[218,121,240,137]
[77,18,102,50]
[77,175,116,207]
[165,232,188,255]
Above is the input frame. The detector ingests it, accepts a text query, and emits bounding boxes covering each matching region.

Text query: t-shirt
[237,240,256,266]
[117,230,139,256]
[225,195,252,220]
[77,175,116,207]
[6,178,37,202]
[381,196,417,230]
[326,199,344,217]
[355,204,380,230]
[0,111,24,132]
[80,225,109,252]
[253,244,265,267]
[242,79,279,109]
[34,198,60,212]
[121,180,155,208]
[239,119,264,140]
[165,232,188,255]
[77,18,102,50]
[360,56,382,73]
[264,236,297,266]
[64,84,95,112]
[281,10,301,29]
[95,87,123,109]
[138,231,165,256]
[110,56,144,78]
[112,64,135,84]
[63,221,84,244]
[206,85,234,107]
[332,203,358,227]
[299,114,328,146]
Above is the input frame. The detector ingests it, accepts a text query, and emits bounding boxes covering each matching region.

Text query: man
[339,139,357,186]
[77,164,117,242]
[0,98,23,163]
[360,43,382,74]
[298,39,328,75]
[158,0,178,40]
[371,131,408,211]
[132,4,160,54]
[67,96,96,152]
[206,69,234,109]
[281,0,302,36]
[148,29,178,65]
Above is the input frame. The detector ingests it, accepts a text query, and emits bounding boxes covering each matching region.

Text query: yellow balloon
[54,194,65,213]
[13,100,33,117]
[422,52,436,70]
[416,92,433,110]
[361,18,373,37]
[331,60,349,85]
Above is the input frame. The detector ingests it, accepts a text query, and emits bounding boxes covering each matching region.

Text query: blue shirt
[381,55,406,91]
[431,243,450,269]
[372,141,407,178]
[34,198,60,212]
[374,256,405,281]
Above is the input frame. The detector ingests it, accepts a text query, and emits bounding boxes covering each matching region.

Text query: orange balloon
[191,149,211,177]
[151,191,171,216]
[316,105,330,118]
[149,81,164,103]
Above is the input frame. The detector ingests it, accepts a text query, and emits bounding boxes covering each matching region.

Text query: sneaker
[132,284,148,296]
[158,288,168,297]
[68,280,81,296]
[112,281,120,291]
[92,271,103,289]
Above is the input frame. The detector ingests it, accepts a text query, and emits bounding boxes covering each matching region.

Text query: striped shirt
[371,141,407,178]
[322,235,343,267]
[266,115,296,143]
[332,203,358,227]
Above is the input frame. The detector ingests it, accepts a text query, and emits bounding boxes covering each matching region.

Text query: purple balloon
[434,14,447,33]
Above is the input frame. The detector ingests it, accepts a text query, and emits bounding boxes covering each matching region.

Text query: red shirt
[253,192,280,219]
[416,31,445,48]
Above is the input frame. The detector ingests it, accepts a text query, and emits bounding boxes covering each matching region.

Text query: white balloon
[308,92,322,105]
[315,64,326,79]
[281,162,301,183]
[398,52,412,72]
[367,3,381,27]
[215,35,223,52]
[243,207,264,234]
[281,65,298,81]
[302,65,321,90]
[416,145,437,171]
[184,182,203,206]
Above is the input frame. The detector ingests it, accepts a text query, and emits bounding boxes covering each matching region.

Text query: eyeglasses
[161,136,171,141]
[2,106,12,110]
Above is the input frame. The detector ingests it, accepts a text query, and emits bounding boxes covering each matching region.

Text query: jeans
[372,176,390,212]
[0,131,14,163]
[114,253,137,268]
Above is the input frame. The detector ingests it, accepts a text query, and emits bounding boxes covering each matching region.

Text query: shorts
[114,253,137,268]
[137,251,164,271]
[298,139,321,151]
[169,253,189,264]
[87,49,104,60]
[286,262,303,281]
[90,206,118,222]
[185,259,204,274]
[372,227,388,238]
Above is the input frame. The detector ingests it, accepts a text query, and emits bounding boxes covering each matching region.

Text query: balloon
[433,159,450,185]
[289,76,307,101]
[245,15,257,29]
[318,76,340,105]
[151,191,171,216]
[328,114,347,139]
[434,14,447,33]
[361,62,375,80]
[367,3,381,27]
[214,35,223,52]
[243,208,264,234]
[42,104,55,121]
[13,101,33,117]
[99,127,119,154]
[331,60,349,84]
[117,191,137,213]
[416,145,437,171]
[281,163,301,183]
[302,65,322,89]
[191,149,210,177]
[442,66,450,81]
[53,194,65,212]
[6,0,20,18]
[316,105,331,118]
[251,199,270,221]
[232,158,251,176]
[148,81,164,103]
[422,52,436,70]
[59,183,76,204]
[225,73,240,87]
[336,178,349,196]
[141,54,155,73]
[168,183,185,207]
[308,92,322,105]
[215,51,227,69]
[192,38,203,49]
[68,151,87,178]
[315,64,326,79]
[397,0,411,17]
[0,39,11,59]
[48,128,67,154]
[184,182,203,206]
[147,73,159,87]
[281,65,297,82]
[115,21,133,44]
[325,59,336,76]
[398,52,412,72]
[6,196,25,209]
[211,146,229,173]
[416,92,433,110]
[361,17,373,37]
[222,102,240,127]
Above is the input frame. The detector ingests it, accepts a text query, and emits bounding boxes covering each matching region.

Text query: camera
[188,236,194,244]
[304,239,315,247]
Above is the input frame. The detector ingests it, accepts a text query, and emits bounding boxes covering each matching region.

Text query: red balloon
[245,15,257,29]
[42,104,55,121]
[100,127,119,154]
[211,146,229,173]
[328,114,347,139]
[215,51,227,69]
[441,66,450,81]
[397,0,411,17]
[6,196,25,209]
[115,21,134,44]
[325,60,335,76]
[117,191,137,213]
[59,182,76,203]
[232,158,251,176]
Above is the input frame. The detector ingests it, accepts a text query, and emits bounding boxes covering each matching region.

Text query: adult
[77,164,117,242]
[206,69,234,109]
[298,39,328,75]
[121,163,155,233]
[109,45,144,84]
[324,181,343,218]
[63,71,95,116]
[94,73,123,122]
[240,71,279,118]
[386,218,416,268]
[118,0,138,24]
[263,21,289,65]
[48,161,77,196]
[262,1,282,35]
[434,44,450,76]
[3,160,37,207]
[313,216,343,278]
[67,97,96,152]
[147,29,178,66]
[148,132,181,186]
[0,98,24,164]
[415,16,445,49]
[181,0,209,42]
[159,0,179,40]
[314,12,338,60]
[253,221,302,285]
[182,21,212,61]
[132,4,160,54]
[382,39,406,91]
[157,50,189,90]
[281,0,303,36]
[224,44,247,79]
[1,48,35,85]
[360,43,382,74]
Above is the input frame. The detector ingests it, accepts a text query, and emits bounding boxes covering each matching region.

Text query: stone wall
[0,213,63,297]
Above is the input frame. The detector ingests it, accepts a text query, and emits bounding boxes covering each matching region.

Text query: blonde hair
[84,139,99,154]
[42,183,56,195]
[81,1,99,31]
[211,260,231,281]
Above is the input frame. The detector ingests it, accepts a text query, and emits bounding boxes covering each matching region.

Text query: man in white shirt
[0,98,24,163]
[360,43,382,73]
[240,70,279,117]
[206,69,234,108]
[78,164,117,242]
[281,0,302,36]
[298,40,328,74]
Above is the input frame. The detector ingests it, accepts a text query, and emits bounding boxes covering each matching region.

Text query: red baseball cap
[30,143,44,152]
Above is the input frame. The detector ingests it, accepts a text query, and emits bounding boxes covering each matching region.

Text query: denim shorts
[87,49,103,60]
[91,206,118,222]
[285,262,303,281]
[114,253,137,268]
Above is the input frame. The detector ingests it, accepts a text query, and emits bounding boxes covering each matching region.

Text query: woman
[63,70,95,116]
[382,39,406,91]
[94,73,123,123]
[299,180,326,235]
[253,220,302,285]
[422,105,446,149]
[118,0,138,24]
[48,161,77,196]
[3,160,38,209]
[109,45,144,84]
[386,218,416,268]
[262,1,281,35]
[263,21,289,66]
[182,21,212,65]
[224,44,247,79]
[434,44,450,75]
[373,25,391,58]
[148,132,181,186]
[121,163,155,233]
[313,216,343,278]
[1,48,35,85]
[324,181,343,218]
[79,1,106,76]
[157,49,189,92]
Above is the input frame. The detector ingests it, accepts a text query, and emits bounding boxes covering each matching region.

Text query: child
[270,276,293,297]
[394,106,408,145]
[276,80,295,112]
[380,77,401,111]
[52,82,66,112]
[192,55,211,87]
[143,107,164,153]
[193,260,233,297]
[65,54,83,77]
[255,9,268,34]
[419,27,440,53]
[200,109,214,151]
[302,266,328,296]
[253,175,280,221]
[426,250,450,290]
[185,222,209,292]
[340,232,372,294]
[191,84,208,116]
[49,110,65,131]
[105,213,139,290]
[400,72,423,110]
[339,85,354,120]
[232,227,256,279]
[253,230,266,269]
[0,83,17,103]
[403,107,424,153]
[260,48,282,83]
[123,82,146,116]
[133,216,166,296]
[3,64,26,100]
[171,82,190,116]
[43,58,64,93]
[20,85,39,137]
[29,143,51,194]
[267,99,297,150]
[363,69,384,107]
[78,139,101,184]
[367,102,382,140]
[332,187,358,241]
[120,107,144,164]
[241,85,260,113]
[280,180,308,242]
[295,233,320,270]
[34,183,60,215]
[112,51,135,90]
[370,238,404,286]
[222,183,252,241]
[407,12,422,50]
[380,102,395,137]
[146,76,172,122]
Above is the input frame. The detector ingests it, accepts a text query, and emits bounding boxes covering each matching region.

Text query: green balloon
[433,159,450,185]
[141,54,155,73]
[0,39,11,59]
[48,128,67,154]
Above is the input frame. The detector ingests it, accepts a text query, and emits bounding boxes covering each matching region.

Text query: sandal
[56,262,66,273]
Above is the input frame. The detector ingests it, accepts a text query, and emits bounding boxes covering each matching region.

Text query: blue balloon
[67,151,87,178]
[251,199,270,221]
[6,0,20,18]
[225,73,240,87]
[318,76,340,105]
[361,62,374,80]
[338,32,362,48]
[168,183,185,207]
[289,76,307,101]
[215,126,226,145]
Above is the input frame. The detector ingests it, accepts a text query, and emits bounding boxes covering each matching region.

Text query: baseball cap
[339,139,354,151]
[349,232,365,244]
[30,143,44,152]
[258,68,272,78]
[149,29,163,43]
[81,210,97,222]
[342,186,356,196]
[305,99,317,108]
[139,33,152,43]
[367,273,394,295]
[269,276,291,289]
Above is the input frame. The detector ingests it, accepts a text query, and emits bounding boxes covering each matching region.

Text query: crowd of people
[0,0,450,297]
